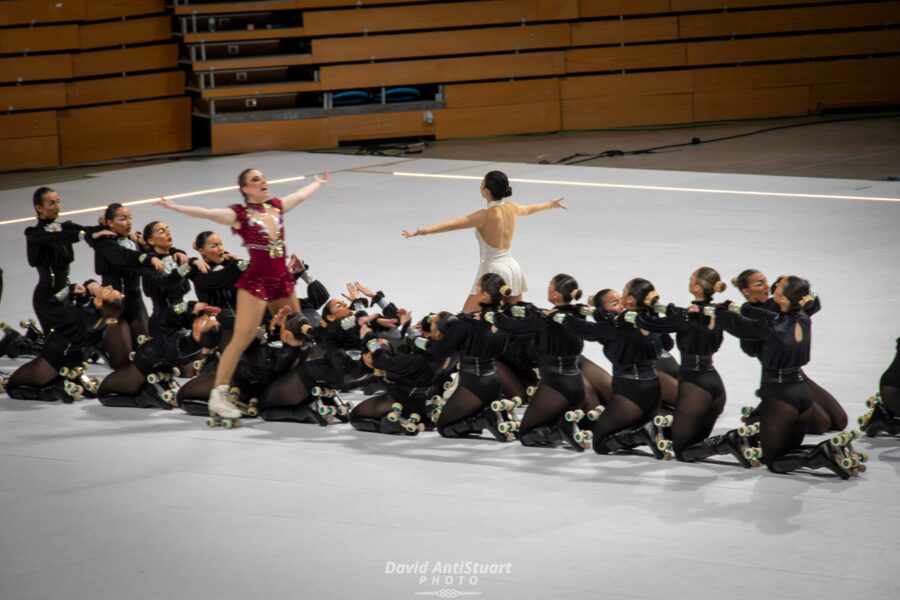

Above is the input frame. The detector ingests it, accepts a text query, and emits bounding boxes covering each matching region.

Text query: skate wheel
[490,400,503,411]
[858,463,867,473]
[498,422,509,434]
[386,411,399,422]
[857,452,869,463]
[391,402,403,412]
[193,360,204,370]
[147,374,158,384]
[171,367,180,377]
[206,418,217,427]
[247,406,258,417]
[128,352,135,360]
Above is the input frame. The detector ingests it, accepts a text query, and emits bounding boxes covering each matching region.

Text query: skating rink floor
[0,152,898,600]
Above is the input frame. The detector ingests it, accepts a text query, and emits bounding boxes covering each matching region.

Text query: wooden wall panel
[435,101,561,138]
[673,0,846,10]
[571,17,677,46]
[6,0,85,25]
[688,30,900,65]
[57,97,191,164]
[445,79,560,109]
[693,86,810,121]
[312,24,571,64]
[0,135,60,169]
[0,54,73,83]
[72,44,179,78]
[0,82,66,111]
[0,111,57,140]
[330,111,435,142]
[85,0,165,21]
[320,52,566,90]
[304,0,578,36]
[562,93,693,129]
[562,70,693,99]
[212,118,336,154]
[809,56,900,84]
[65,72,185,106]
[810,80,900,111]
[0,24,80,54]
[566,43,686,73]
[679,3,900,39]
[578,0,670,17]
[79,16,172,50]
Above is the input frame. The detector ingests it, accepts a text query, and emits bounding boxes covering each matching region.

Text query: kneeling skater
[5,281,123,402]
[717,276,866,479]
[486,274,599,450]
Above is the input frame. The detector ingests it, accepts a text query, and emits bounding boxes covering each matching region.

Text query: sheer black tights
[97,364,144,396]
[759,396,813,471]
[670,382,726,457]
[7,357,59,387]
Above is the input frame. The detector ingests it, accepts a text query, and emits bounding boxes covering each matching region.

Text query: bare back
[477,203,518,249]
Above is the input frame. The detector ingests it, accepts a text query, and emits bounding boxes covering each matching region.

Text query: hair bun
[300,324,313,335]
[714,281,727,293]
[499,285,512,297]
[644,290,660,307]
[730,276,740,287]
[798,294,814,308]
[588,294,596,307]
[572,288,583,301]
[504,186,513,199]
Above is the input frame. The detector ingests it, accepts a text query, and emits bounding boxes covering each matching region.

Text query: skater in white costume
[403,170,566,313]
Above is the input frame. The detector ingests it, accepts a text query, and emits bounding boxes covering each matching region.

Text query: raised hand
[341,282,361,302]
[154,197,178,211]
[354,282,375,297]
[401,229,420,238]
[193,258,211,274]
[150,257,165,272]
[314,170,329,185]
[550,197,567,210]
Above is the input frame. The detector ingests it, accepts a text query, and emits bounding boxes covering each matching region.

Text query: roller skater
[4,281,123,403]
[404,170,567,312]
[155,166,328,427]
[858,336,900,437]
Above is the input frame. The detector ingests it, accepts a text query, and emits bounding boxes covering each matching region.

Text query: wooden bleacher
[2,0,898,167]
[0,0,190,170]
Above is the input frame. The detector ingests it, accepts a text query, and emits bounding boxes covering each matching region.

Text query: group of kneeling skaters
[2,231,898,482]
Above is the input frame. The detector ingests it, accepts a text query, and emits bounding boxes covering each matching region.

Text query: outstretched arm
[281,171,328,213]
[512,197,567,216]
[154,197,237,227]
[402,209,487,238]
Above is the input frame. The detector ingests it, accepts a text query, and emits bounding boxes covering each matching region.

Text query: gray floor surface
[0,152,898,600]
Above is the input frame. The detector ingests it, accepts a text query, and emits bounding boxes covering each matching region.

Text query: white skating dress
[470,229,527,295]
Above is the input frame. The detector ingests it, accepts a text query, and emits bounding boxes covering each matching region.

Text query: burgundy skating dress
[229,197,294,301]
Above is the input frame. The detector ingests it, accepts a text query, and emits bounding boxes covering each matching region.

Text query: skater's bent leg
[580,357,613,404]
[7,357,58,387]
[659,372,679,408]
[805,375,848,431]
[759,396,811,472]
[103,321,133,370]
[670,382,719,457]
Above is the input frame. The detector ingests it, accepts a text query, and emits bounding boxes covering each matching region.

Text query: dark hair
[194,231,215,251]
[100,297,124,321]
[479,273,512,306]
[551,273,582,303]
[198,321,222,349]
[33,187,55,207]
[142,221,161,245]
[101,203,125,226]
[732,269,760,290]
[483,170,512,201]
[321,298,341,323]
[694,267,726,301]
[626,278,658,309]
[424,311,453,334]
[588,288,614,308]
[779,275,814,310]
[237,168,256,201]
[284,313,312,339]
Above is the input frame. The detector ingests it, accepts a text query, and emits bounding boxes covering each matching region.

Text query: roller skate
[61,379,84,403]
[60,364,100,399]
[0,322,22,357]
[556,409,593,451]
[429,395,446,426]
[484,396,522,442]
[207,385,242,428]
[0,371,8,393]
[226,387,259,417]
[309,386,351,425]
[586,405,605,421]
[651,414,675,460]
[859,393,900,437]
[739,403,760,425]
[383,402,425,435]
[442,374,459,400]
[829,430,868,478]
[525,385,538,403]
[146,371,178,407]
[14,319,46,357]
